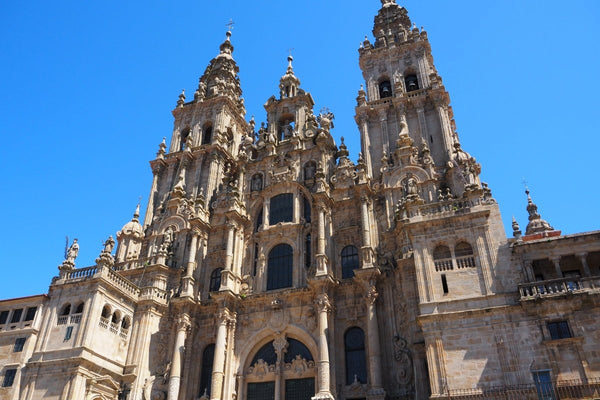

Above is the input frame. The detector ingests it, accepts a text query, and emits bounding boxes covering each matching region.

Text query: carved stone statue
[251,174,263,191]
[103,235,115,254]
[66,239,79,263]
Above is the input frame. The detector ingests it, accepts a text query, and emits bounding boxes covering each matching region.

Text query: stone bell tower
[356,0,459,186]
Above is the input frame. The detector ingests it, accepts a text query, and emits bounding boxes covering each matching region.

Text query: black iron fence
[435,378,600,400]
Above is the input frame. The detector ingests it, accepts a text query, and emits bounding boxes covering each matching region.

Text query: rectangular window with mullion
[547,321,571,340]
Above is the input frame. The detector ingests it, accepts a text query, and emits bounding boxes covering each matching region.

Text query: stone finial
[177,89,185,107]
[157,137,167,159]
[512,216,522,240]
[524,189,554,235]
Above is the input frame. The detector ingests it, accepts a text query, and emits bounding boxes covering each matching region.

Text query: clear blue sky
[1,1,599,300]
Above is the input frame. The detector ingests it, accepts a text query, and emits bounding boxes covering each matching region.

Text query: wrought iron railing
[435,377,600,399]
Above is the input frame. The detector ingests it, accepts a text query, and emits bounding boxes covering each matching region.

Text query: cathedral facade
[2,1,600,400]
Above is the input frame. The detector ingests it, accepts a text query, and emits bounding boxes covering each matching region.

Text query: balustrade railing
[99,317,108,329]
[456,255,476,269]
[62,266,98,281]
[69,314,81,324]
[57,316,68,325]
[519,276,600,300]
[434,258,453,271]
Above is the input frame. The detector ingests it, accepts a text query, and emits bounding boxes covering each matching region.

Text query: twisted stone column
[167,314,191,400]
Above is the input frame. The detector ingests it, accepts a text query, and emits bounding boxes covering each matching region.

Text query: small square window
[10,309,23,324]
[0,311,8,325]
[2,368,16,387]
[13,338,26,353]
[64,326,73,341]
[547,321,571,340]
[24,307,37,322]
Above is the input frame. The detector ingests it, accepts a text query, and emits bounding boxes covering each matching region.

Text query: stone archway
[239,332,317,400]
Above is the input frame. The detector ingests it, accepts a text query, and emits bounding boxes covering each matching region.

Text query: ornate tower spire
[524,189,554,235]
[279,55,301,99]
[193,29,245,115]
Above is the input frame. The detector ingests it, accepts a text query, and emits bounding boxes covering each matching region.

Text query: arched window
[101,305,111,319]
[202,125,212,145]
[405,74,419,92]
[341,245,360,279]
[180,128,190,151]
[209,268,223,292]
[267,244,293,290]
[379,80,392,98]
[60,304,71,316]
[455,242,473,257]
[284,338,314,363]
[74,302,84,314]
[121,316,131,330]
[270,193,293,225]
[345,327,367,384]
[455,242,475,268]
[433,245,452,271]
[199,344,215,397]
[111,311,121,324]
[250,340,278,366]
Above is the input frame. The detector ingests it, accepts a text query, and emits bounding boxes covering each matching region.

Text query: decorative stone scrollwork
[365,285,379,305]
[247,359,273,378]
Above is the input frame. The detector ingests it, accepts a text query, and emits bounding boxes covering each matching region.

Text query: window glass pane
[2,369,16,387]
[533,371,555,400]
[24,307,37,321]
[209,268,223,292]
[14,338,26,352]
[547,321,571,340]
[64,326,73,341]
[285,378,315,400]
[10,309,23,323]
[250,341,277,366]
[267,244,293,290]
[247,381,275,400]
[303,196,311,223]
[345,327,367,384]
[284,339,314,363]
[199,344,215,397]
[270,193,293,225]
[341,246,359,279]
[0,311,8,325]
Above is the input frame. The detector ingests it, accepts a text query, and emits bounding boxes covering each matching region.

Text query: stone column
[359,113,373,178]
[315,205,329,276]
[551,257,562,278]
[578,253,591,277]
[523,260,535,282]
[273,335,288,400]
[225,223,236,271]
[168,314,191,400]
[211,309,232,400]
[263,199,270,229]
[313,294,334,400]
[360,196,374,267]
[365,286,385,399]
[182,231,199,297]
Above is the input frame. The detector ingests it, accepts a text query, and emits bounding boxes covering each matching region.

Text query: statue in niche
[304,162,316,180]
[163,227,174,248]
[251,174,263,191]
[403,175,418,197]
[66,239,79,263]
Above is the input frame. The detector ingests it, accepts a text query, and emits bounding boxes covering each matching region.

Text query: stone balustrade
[519,276,600,300]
